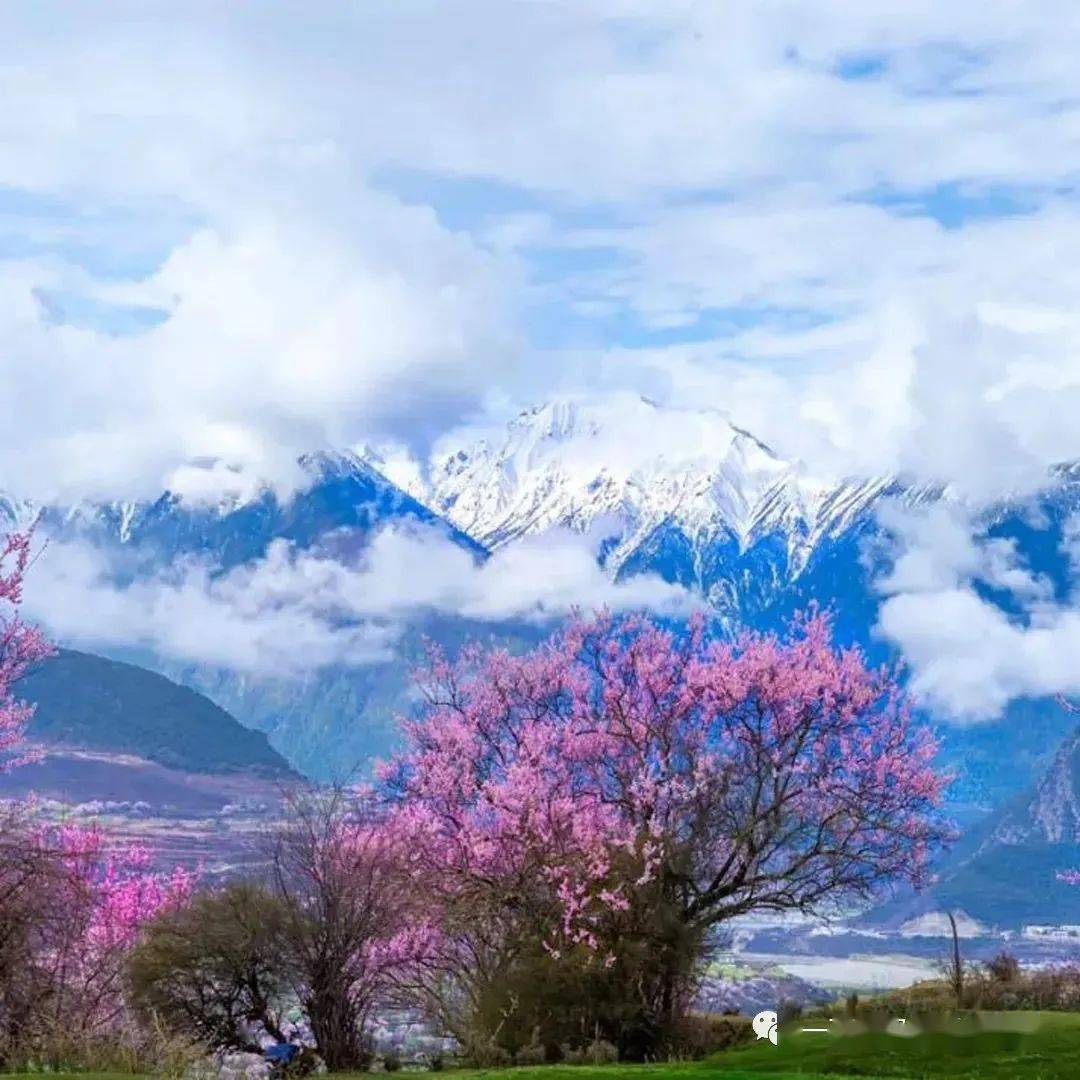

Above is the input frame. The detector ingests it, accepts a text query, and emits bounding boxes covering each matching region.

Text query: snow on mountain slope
[398,397,910,588]
[0,491,40,531]
[37,448,482,568]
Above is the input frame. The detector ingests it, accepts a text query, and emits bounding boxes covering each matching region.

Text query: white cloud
[878,586,1080,719]
[11,0,1080,707]
[873,502,1080,718]
[24,528,691,677]
[0,208,520,503]
[5,2,1080,503]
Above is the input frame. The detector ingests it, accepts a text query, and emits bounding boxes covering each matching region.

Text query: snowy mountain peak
[405,397,895,585]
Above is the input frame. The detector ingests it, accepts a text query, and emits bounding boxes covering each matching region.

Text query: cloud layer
[874,502,1080,717]
[24,529,690,676]
[4,3,1080,501]
[8,3,1080,716]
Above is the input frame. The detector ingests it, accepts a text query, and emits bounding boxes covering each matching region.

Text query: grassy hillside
[21,649,294,776]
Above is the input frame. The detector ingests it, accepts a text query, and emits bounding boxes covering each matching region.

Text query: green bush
[129,881,292,1053]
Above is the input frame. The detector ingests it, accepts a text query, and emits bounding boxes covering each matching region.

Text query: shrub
[987,952,1021,983]
[381,1051,402,1072]
[669,1013,753,1058]
[129,881,292,1053]
[2,1014,204,1077]
[560,1031,619,1065]
[515,1028,547,1066]
[813,963,1080,1019]
[465,1039,512,1068]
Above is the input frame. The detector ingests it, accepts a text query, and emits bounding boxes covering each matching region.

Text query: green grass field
[376,1011,1080,1079]
[700,1009,1080,1077]
[6,1013,1080,1080]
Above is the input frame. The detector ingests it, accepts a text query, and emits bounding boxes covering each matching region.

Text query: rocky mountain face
[878,723,1080,927]
[989,726,1080,848]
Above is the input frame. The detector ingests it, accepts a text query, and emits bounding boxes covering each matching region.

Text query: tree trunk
[307,985,368,1071]
[947,911,964,1008]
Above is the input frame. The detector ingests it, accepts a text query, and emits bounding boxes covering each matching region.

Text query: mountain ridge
[20,648,295,777]
[877,720,1080,927]
[36,448,482,569]
[5,400,1080,875]
[386,397,938,622]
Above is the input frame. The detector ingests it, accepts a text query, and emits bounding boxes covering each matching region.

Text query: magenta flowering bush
[36,821,195,1030]
[386,610,948,932]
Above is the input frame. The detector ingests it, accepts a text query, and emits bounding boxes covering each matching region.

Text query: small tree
[0,813,192,1062]
[269,789,406,1071]
[0,530,192,1064]
[130,882,292,1052]
[0,803,73,1060]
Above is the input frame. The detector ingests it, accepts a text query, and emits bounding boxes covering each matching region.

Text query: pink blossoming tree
[0,532,54,770]
[37,822,195,1033]
[0,532,194,1059]
[382,610,950,1051]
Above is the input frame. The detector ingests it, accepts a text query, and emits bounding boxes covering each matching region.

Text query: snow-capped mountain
[409,398,906,561]
[37,448,482,568]
[8,399,1079,836]
[0,491,41,532]
[5,449,486,780]
[387,397,928,617]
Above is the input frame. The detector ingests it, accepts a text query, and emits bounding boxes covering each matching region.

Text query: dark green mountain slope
[20,649,294,777]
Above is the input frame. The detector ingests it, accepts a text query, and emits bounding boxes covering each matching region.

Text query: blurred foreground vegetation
[6,1010,1080,1079]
